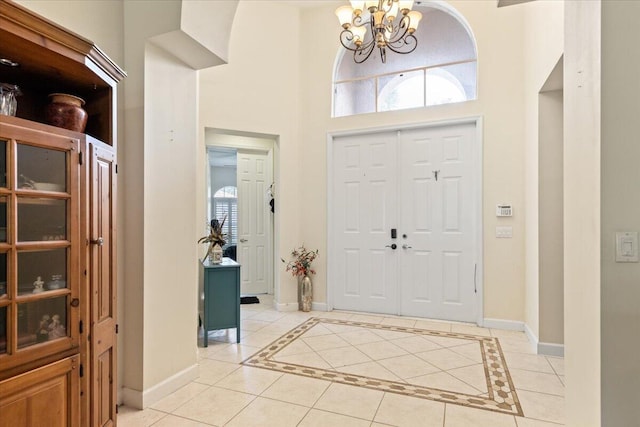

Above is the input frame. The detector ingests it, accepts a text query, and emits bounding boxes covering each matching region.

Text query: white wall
[522,0,564,343]
[564,1,601,425]
[294,0,527,321]
[601,1,640,424]
[198,1,302,306]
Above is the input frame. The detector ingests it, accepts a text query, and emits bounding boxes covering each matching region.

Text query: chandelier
[336,0,423,64]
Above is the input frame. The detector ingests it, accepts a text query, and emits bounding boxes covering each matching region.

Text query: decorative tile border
[243,317,523,416]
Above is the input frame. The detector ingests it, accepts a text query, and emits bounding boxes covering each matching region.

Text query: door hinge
[79,151,83,165]
[79,364,84,378]
[116,404,119,414]
[115,324,119,334]
[79,320,83,334]
[115,164,118,174]
[474,263,478,293]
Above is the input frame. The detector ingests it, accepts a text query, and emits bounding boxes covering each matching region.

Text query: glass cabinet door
[0,123,79,371]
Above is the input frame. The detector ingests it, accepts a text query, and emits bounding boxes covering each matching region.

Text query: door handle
[91,237,104,246]
[385,244,397,250]
[402,244,412,249]
[240,238,248,243]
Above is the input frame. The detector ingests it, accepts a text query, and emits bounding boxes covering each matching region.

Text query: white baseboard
[482,318,525,331]
[312,302,328,312]
[538,341,565,357]
[121,363,199,409]
[523,323,539,353]
[275,302,299,312]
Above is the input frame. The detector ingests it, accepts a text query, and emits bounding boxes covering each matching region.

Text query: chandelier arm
[386,15,411,44]
[385,34,418,54]
[354,41,377,63]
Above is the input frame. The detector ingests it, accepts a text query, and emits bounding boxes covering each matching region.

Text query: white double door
[331,123,478,322]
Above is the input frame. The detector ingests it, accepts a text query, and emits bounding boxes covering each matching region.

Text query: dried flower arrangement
[198,216,227,261]
[282,245,319,277]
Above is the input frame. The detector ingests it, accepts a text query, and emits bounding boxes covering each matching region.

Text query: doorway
[328,121,481,323]
[206,132,276,296]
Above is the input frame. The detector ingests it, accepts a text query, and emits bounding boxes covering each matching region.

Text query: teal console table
[199,258,241,346]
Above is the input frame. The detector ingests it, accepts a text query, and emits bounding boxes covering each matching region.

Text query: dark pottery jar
[45,93,88,132]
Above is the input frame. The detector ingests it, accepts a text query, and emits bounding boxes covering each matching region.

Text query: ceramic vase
[45,93,88,132]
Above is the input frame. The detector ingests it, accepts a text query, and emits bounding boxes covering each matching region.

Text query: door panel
[332,132,398,314]
[331,123,478,322]
[399,124,476,321]
[237,151,271,295]
[90,145,116,427]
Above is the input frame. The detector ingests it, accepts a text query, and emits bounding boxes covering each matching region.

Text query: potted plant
[198,216,227,264]
[282,245,318,311]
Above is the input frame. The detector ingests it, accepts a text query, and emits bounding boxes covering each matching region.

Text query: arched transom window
[333,3,477,117]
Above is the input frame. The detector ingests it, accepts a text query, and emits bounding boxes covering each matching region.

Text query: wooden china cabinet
[0,1,125,426]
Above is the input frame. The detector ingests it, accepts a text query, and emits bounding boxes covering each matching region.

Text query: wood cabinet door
[0,355,80,427]
[89,143,116,427]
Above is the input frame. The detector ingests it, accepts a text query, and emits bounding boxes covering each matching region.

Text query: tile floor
[119,296,565,427]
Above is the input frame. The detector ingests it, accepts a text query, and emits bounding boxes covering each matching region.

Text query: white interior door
[332,131,399,314]
[237,150,271,295]
[398,124,477,322]
[331,123,478,321]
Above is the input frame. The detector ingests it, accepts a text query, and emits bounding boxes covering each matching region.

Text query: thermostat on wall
[496,205,513,217]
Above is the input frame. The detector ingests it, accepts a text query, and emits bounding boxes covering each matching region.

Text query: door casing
[327,117,484,325]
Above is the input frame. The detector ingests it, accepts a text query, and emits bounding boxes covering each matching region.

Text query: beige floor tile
[240,319,270,332]
[317,345,372,368]
[240,331,282,348]
[391,336,442,354]
[374,392,445,427]
[450,323,492,337]
[409,371,482,395]
[444,403,517,427]
[546,357,564,375]
[515,417,565,426]
[275,338,315,357]
[415,348,477,370]
[150,382,210,413]
[355,340,409,361]
[491,328,530,342]
[258,322,301,335]
[502,352,555,373]
[415,319,453,332]
[318,311,355,320]
[498,337,536,354]
[250,311,288,322]
[117,407,166,427]
[449,342,484,363]
[215,366,282,395]
[199,342,232,359]
[447,364,489,393]
[339,329,387,345]
[195,359,240,385]
[207,344,260,363]
[324,323,362,334]
[371,329,415,340]
[225,397,309,427]
[377,354,440,380]
[423,335,472,348]
[516,390,565,424]
[336,361,404,382]
[314,382,384,420]
[261,373,331,407]
[299,323,335,337]
[510,369,565,396]
[298,409,371,427]
[240,310,257,320]
[172,386,255,426]
[303,333,350,351]
[558,375,565,386]
[150,414,211,427]
[380,317,417,328]
[273,351,333,370]
[350,314,385,324]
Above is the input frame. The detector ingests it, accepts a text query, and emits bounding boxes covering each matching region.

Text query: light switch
[615,231,639,262]
[496,226,513,238]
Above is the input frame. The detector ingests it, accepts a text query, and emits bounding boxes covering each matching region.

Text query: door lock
[402,244,412,249]
[240,238,248,243]
[90,237,104,246]
[385,244,397,250]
